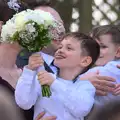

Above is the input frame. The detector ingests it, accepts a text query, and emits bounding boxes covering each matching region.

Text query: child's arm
[15,53,43,110]
[38,71,95,118]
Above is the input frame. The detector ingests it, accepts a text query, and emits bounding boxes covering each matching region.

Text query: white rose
[34,10,54,25]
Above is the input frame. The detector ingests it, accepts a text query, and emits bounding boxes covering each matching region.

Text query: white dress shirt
[40,52,57,74]
[15,67,95,120]
[81,60,120,105]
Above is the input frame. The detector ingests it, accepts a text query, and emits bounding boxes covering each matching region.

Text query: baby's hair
[63,32,100,72]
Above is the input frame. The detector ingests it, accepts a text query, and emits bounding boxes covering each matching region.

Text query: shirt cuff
[22,66,37,79]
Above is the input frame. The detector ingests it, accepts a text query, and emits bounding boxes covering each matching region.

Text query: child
[81,25,120,105]
[15,32,100,120]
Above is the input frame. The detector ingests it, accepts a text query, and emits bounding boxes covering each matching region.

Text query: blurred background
[50,0,120,33]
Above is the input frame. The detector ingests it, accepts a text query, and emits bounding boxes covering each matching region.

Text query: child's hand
[117,64,120,69]
[35,111,57,120]
[27,53,44,70]
[112,84,120,96]
[38,71,55,86]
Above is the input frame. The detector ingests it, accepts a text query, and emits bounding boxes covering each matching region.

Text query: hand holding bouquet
[0,9,62,97]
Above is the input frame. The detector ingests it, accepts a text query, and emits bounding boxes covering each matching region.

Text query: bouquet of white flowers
[1,9,58,51]
[0,9,60,97]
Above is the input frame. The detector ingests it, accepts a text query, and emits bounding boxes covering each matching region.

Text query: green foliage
[17,21,52,52]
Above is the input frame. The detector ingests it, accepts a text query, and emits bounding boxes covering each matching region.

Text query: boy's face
[95,34,118,66]
[54,37,91,69]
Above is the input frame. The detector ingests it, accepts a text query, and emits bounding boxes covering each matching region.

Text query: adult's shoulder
[0,76,34,120]
[0,77,25,120]
[0,76,14,93]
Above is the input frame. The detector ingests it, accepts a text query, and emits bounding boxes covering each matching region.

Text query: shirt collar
[40,52,54,66]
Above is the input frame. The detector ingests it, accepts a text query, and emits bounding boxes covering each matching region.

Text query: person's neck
[0,45,20,69]
[59,67,83,80]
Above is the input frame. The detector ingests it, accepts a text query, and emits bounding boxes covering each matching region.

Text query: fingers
[38,78,48,85]
[112,88,120,96]
[38,71,48,85]
[30,60,44,67]
[94,83,114,93]
[35,112,56,120]
[91,80,115,95]
[96,89,107,96]
[43,116,57,120]
[92,80,115,89]
[96,70,99,75]
[114,84,120,89]
[38,71,54,86]
[28,53,44,70]
[97,75,115,82]
[83,74,116,95]
[32,53,41,57]
[30,54,43,62]
[35,111,45,120]
[97,80,115,88]
[38,71,48,77]
[117,64,120,69]
[112,84,120,96]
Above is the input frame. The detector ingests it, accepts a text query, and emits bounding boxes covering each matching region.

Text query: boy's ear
[116,47,120,58]
[80,56,92,67]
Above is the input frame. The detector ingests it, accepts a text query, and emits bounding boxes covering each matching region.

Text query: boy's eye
[57,46,62,50]
[67,47,73,50]
[100,45,107,48]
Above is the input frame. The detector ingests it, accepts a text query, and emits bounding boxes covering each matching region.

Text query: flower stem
[42,85,51,97]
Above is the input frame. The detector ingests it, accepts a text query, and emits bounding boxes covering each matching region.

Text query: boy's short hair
[63,32,100,71]
[91,25,120,45]
[89,25,101,37]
